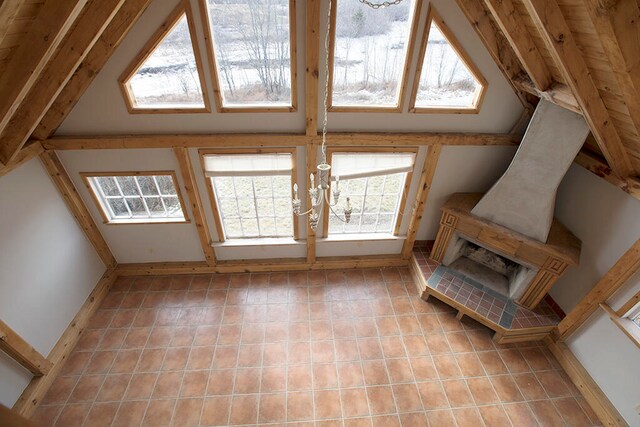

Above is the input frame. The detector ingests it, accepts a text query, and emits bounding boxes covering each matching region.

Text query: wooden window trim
[409,5,487,114]
[321,146,418,237]
[118,1,212,114]
[600,301,640,350]
[81,171,192,225]
[198,0,298,113]
[198,148,299,242]
[326,0,422,113]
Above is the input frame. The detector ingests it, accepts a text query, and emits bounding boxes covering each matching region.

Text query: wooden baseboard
[12,268,118,418]
[545,337,627,427]
[116,255,409,276]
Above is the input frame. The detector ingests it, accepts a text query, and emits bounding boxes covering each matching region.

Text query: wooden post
[305,0,320,136]
[0,320,52,376]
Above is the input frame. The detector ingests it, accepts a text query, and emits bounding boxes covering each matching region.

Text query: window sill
[600,303,640,351]
[319,233,405,243]
[213,237,302,248]
[105,218,190,225]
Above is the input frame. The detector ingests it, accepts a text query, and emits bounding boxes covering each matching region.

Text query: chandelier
[292,0,404,231]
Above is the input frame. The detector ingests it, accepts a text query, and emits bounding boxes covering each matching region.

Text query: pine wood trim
[198,0,298,113]
[79,171,191,225]
[306,142,318,262]
[454,0,531,109]
[118,1,211,114]
[481,0,552,91]
[326,0,422,113]
[116,254,407,275]
[197,147,299,241]
[616,289,640,317]
[545,337,627,426]
[0,319,52,376]
[0,142,44,178]
[574,150,640,202]
[600,302,640,351]
[520,0,634,178]
[558,238,640,339]
[409,6,488,114]
[12,268,118,417]
[174,148,216,266]
[32,0,152,140]
[0,0,87,163]
[42,132,518,150]
[401,144,442,258]
[40,151,116,268]
[321,146,418,238]
[513,73,581,114]
[305,0,320,135]
[0,0,24,46]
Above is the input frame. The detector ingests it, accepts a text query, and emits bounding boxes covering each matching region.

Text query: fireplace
[430,193,580,310]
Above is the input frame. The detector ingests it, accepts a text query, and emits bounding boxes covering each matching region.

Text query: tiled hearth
[413,246,561,331]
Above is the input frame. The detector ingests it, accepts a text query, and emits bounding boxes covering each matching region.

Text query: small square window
[201,151,296,240]
[83,172,189,224]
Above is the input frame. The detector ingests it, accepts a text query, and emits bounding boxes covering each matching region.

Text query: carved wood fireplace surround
[430,193,581,310]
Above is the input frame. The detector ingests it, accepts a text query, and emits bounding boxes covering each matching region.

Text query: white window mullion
[133,176,152,217]
[152,176,169,215]
[94,178,118,219]
[358,177,370,233]
[113,177,133,218]
[250,177,261,237]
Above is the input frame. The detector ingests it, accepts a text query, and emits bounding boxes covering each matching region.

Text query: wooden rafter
[0,319,52,376]
[0,142,44,178]
[583,0,640,142]
[521,0,634,178]
[0,0,126,165]
[557,238,640,339]
[0,0,24,46]
[31,0,152,140]
[575,149,640,201]
[305,0,320,136]
[0,0,87,165]
[39,151,116,268]
[482,0,552,91]
[513,73,580,114]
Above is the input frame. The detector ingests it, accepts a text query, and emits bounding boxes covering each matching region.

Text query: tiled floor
[32,268,601,426]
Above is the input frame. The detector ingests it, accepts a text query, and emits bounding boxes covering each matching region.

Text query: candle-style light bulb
[310,173,315,187]
[293,183,298,198]
[335,175,340,190]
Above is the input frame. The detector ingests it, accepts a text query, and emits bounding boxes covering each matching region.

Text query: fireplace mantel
[430,193,581,309]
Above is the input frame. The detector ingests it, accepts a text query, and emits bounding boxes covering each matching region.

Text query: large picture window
[201,150,297,240]
[324,150,416,236]
[83,172,189,224]
[200,0,297,111]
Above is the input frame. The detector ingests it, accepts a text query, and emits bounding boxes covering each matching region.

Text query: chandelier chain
[358,0,404,9]
[320,0,332,164]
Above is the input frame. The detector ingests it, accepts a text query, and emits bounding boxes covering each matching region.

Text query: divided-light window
[410,8,486,112]
[83,173,189,224]
[325,151,415,236]
[201,0,296,111]
[329,0,419,110]
[202,151,296,240]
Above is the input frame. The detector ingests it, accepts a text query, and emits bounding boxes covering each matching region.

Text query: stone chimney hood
[471,100,590,242]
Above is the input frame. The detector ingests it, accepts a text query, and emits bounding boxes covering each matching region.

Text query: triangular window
[411,7,486,112]
[120,4,210,112]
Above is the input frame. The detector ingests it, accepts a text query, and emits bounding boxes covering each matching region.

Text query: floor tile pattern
[32,267,599,426]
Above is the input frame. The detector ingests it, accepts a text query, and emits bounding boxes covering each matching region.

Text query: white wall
[58,149,205,263]
[551,165,640,425]
[0,159,105,406]
[416,145,517,240]
[57,0,523,135]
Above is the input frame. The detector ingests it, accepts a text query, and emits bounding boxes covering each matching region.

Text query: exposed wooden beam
[42,132,519,150]
[514,73,581,114]
[305,0,320,136]
[0,0,24,46]
[546,338,626,426]
[0,0,126,165]
[454,0,532,109]
[574,149,640,201]
[583,0,640,141]
[401,144,442,258]
[12,269,117,417]
[482,0,552,90]
[0,142,44,178]
[557,238,640,339]
[173,148,217,266]
[39,151,116,268]
[306,142,318,263]
[0,319,52,376]
[0,0,87,159]
[521,0,634,177]
[31,0,152,140]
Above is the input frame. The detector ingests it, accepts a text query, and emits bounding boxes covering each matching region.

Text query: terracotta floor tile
[455,353,485,377]
[142,398,176,427]
[313,363,339,389]
[54,403,90,427]
[453,407,484,427]
[338,361,365,387]
[32,405,63,427]
[234,367,261,394]
[42,376,78,405]
[513,372,548,400]
[341,388,370,417]
[466,376,500,405]
[410,357,438,381]
[60,352,91,377]
[554,396,594,426]
[180,370,208,397]
[478,404,512,426]
[478,350,509,375]
[392,383,423,412]
[529,400,565,427]
[362,360,390,386]
[125,372,157,399]
[111,349,141,373]
[201,396,231,426]
[386,358,414,383]
[315,389,343,419]
[399,412,428,426]
[536,370,573,397]
[152,371,183,398]
[68,375,104,403]
[207,369,235,395]
[433,354,463,379]
[96,374,131,402]
[259,393,286,423]
[416,381,448,410]
[499,348,531,373]
[425,409,456,426]
[229,394,258,425]
[491,374,525,403]
[380,336,406,358]
[84,402,119,427]
[503,402,540,426]
[86,350,116,374]
[288,391,314,421]
[288,364,313,390]
[442,379,474,407]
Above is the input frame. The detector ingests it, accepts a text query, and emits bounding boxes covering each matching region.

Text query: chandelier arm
[328,199,350,224]
[358,0,404,9]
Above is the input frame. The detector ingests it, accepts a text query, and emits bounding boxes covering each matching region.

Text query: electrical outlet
[634,402,640,415]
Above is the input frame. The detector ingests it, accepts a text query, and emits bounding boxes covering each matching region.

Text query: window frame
[81,171,191,225]
[600,290,640,350]
[197,0,298,113]
[326,0,422,113]
[408,6,487,114]
[118,2,212,114]
[322,146,417,238]
[199,148,299,241]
